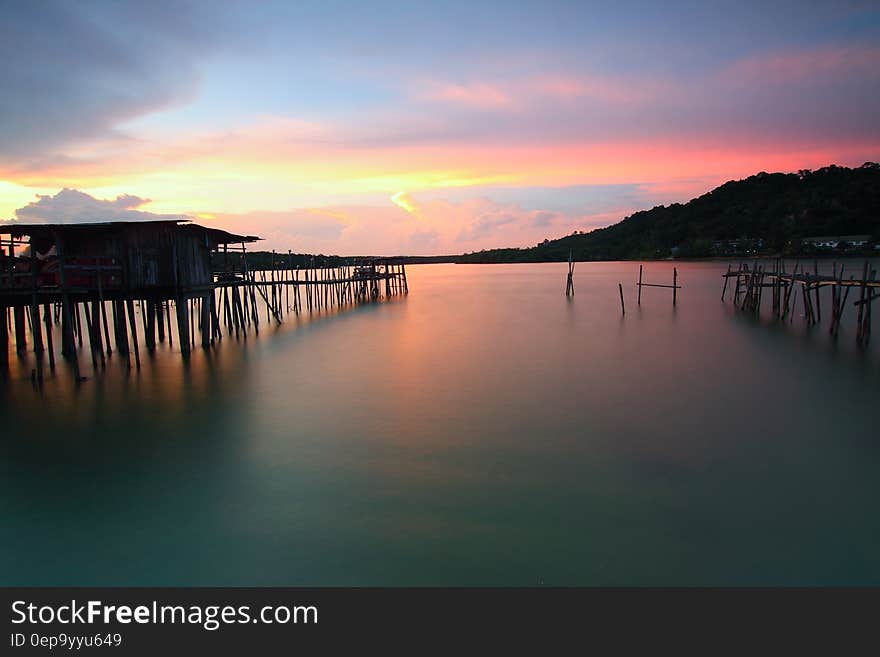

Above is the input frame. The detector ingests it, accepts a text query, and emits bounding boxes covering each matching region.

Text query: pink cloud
[529,74,653,104]
[194,195,595,255]
[724,45,880,85]
[418,72,660,111]
[421,82,515,109]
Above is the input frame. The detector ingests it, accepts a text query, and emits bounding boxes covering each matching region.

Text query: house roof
[0,220,261,245]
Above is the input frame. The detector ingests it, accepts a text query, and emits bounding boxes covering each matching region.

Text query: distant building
[801,235,871,250]
[711,238,763,255]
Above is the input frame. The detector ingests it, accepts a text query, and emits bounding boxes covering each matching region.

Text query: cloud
[0,1,226,166]
[420,82,515,109]
[10,189,186,224]
[391,191,423,217]
[723,45,880,85]
[180,193,600,256]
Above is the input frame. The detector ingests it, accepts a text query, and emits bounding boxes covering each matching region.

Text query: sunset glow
[2,1,878,254]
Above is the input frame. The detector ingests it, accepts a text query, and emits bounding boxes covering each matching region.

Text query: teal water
[1,261,878,585]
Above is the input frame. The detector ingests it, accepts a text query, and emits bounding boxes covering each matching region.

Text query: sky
[1,0,879,255]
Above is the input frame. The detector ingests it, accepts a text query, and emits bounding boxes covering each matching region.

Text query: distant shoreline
[397,253,879,265]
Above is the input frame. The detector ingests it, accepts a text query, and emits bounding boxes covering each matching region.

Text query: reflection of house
[801,235,871,249]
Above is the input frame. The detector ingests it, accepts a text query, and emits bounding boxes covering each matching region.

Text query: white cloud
[11,189,187,224]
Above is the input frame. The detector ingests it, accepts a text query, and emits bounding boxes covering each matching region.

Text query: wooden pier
[722,260,877,344]
[1,220,408,379]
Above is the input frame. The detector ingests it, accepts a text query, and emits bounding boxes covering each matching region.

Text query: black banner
[2,588,877,653]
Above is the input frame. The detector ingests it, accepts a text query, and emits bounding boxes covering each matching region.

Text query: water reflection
[1,261,879,585]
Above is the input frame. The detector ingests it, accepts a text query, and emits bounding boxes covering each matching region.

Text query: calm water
[1,261,878,586]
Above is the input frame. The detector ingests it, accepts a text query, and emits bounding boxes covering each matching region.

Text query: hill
[456,163,880,262]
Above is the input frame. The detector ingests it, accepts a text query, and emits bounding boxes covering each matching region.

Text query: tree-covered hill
[457,163,880,262]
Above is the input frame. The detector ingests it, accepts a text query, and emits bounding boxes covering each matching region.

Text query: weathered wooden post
[721,263,730,302]
[618,283,625,315]
[856,261,869,345]
[565,251,575,297]
[673,267,678,306]
[126,299,140,368]
[0,305,8,369]
[29,250,44,356]
[53,230,81,380]
[638,264,643,305]
[43,303,55,369]
[13,306,26,354]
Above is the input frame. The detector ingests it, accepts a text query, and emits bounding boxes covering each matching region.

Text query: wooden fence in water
[722,259,877,345]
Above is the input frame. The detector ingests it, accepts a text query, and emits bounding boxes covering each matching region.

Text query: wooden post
[53,231,81,380]
[638,264,643,305]
[721,264,730,302]
[43,303,55,369]
[29,250,44,355]
[733,264,742,306]
[673,267,678,306]
[145,300,156,351]
[565,251,575,297]
[113,300,131,368]
[0,305,7,369]
[90,300,104,364]
[176,294,191,355]
[856,261,868,345]
[74,301,84,347]
[618,283,625,315]
[126,299,140,369]
[863,269,875,345]
[13,306,26,354]
[156,299,165,343]
[83,301,98,370]
[201,292,212,348]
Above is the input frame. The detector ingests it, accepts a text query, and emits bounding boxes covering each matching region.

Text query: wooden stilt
[176,295,191,356]
[13,306,26,354]
[0,305,7,369]
[638,264,643,305]
[126,299,140,369]
[83,302,98,370]
[43,303,55,369]
[90,300,104,364]
[145,300,156,351]
[673,267,677,306]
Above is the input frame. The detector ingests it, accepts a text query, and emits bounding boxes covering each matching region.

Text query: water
[1,261,878,585]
